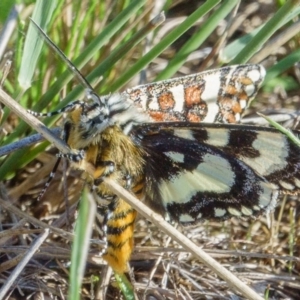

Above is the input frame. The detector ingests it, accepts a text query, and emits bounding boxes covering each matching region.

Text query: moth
[28,22,300,275]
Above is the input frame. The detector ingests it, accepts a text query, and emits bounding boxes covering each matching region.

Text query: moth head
[85,89,110,120]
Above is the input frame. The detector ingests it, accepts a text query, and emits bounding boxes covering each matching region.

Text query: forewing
[132,123,281,225]
[124,64,265,124]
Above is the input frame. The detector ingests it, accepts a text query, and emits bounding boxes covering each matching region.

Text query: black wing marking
[131,123,300,225]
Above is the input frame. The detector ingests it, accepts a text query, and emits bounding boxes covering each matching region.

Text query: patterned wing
[131,123,300,225]
[124,64,265,124]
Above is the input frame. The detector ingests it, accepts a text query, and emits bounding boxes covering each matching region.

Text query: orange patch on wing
[218,96,243,123]
[185,85,203,107]
[238,91,248,100]
[232,101,242,113]
[221,110,237,123]
[187,113,202,122]
[158,92,175,110]
[149,111,180,122]
[225,85,238,95]
[238,76,253,85]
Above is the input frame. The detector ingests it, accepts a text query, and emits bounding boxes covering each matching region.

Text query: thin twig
[0,228,49,299]
[0,88,71,155]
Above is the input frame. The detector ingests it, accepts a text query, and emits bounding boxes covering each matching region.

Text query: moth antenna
[27,100,85,117]
[29,18,94,92]
[37,157,62,201]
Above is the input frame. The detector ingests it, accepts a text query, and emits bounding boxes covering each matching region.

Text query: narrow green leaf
[263,48,300,84]
[223,5,300,62]
[231,0,300,64]
[0,0,147,179]
[115,272,135,300]
[156,0,239,80]
[69,188,96,300]
[107,0,220,92]
[18,0,57,91]
[257,112,300,147]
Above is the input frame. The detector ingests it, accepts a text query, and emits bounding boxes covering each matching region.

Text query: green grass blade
[89,12,165,94]
[263,48,300,84]
[221,27,262,63]
[18,0,57,91]
[115,272,135,300]
[69,188,96,300]
[107,0,220,92]
[155,0,239,80]
[0,0,147,179]
[231,0,300,64]
[223,5,300,62]
[257,112,300,147]
[29,0,147,113]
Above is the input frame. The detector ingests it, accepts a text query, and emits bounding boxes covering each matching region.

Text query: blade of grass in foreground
[115,273,135,300]
[18,0,57,92]
[28,0,147,114]
[69,188,96,300]
[257,112,300,147]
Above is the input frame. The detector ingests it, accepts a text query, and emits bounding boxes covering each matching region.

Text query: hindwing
[130,123,300,225]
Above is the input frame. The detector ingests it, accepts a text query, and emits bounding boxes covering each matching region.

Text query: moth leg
[124,174,132,189]
[56,149,85,162]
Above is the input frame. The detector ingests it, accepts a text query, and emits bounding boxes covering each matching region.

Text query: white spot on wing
[214,208,226,217]
[206,128,229,147]
[241,206,253,216]
[244,85,255,97]
[257,182,278,211]
[228,207,241,216]
[248,67,265,82]
[197,212,202,219]
[169,85,184,111]
[240,99,247,109]
[244,66,265,96]
[201,73,220,102]
[159,154,235,206]
[165,152,185,163]
[294,178,300,188]
[201,72,221,122]
[279,180,295,190]
[179,214,194,223]
[148,98,159,110]
[238,132,289,176]
[173,129,195,140]
[253,205,261,211]
[203,102,219,122]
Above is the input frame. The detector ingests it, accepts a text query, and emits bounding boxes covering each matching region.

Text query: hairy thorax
[68,122,145,196]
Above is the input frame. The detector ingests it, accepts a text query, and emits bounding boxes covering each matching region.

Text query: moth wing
[124,64,265,124]
[204,125,300,194]
[133,123,278,225]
